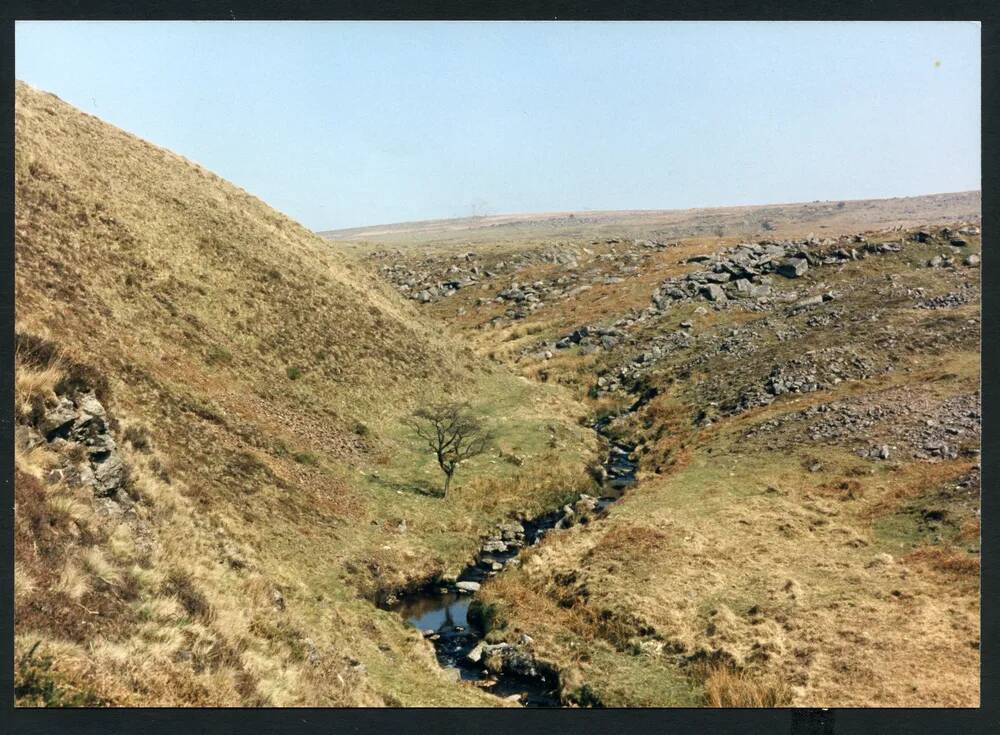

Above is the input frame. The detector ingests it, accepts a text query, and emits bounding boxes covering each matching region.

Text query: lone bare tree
[405,402,494,496]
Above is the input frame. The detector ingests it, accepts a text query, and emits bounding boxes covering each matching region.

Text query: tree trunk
[443,470,453,497]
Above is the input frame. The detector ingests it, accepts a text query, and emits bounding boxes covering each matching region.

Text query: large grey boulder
[700,284,727,302]
[93,452,127,497]
[728,278,753,296]
[482,643,539,678]
[498,521,525,540]
[35,390,129,500]
[793,294,824,309]
[481,539,507,554]
[40,396,77,437]
[777,258,808,278]
[466,641,486,663]
[704,271,731,284]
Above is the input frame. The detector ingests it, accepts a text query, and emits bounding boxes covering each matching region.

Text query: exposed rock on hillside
[28,387,130,501]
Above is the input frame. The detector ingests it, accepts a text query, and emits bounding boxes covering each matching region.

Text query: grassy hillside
[359,220,981,706]
[13,78,979,709]
[13,81,595,706]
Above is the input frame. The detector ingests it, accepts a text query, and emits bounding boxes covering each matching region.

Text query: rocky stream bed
[385,418,639,707]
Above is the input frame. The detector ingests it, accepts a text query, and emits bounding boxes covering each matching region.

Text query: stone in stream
[456,581,481,593]
[482,643,539,678]
[481,539,508,554]
[466,641,486,663]
[498,521,525,541]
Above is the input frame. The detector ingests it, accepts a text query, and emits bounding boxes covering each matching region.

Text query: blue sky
[16,21,981,231]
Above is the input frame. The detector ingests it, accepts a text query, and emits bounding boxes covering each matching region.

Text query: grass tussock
[15,641,107,707]
[700,663,793,708]
[456,457,595,517]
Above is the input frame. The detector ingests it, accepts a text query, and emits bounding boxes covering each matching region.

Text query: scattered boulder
[792,294,824,310]
[700,284,728,302]
[728,278,753,297]
[777,258,808,278]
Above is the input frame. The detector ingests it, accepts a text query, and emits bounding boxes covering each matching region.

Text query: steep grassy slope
[360,223,981,706]
[13,81,595,706]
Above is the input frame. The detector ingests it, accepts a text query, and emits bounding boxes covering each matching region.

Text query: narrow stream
[388,417,639,707]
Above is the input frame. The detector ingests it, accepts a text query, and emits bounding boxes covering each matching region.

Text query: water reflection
[395,591,471,633]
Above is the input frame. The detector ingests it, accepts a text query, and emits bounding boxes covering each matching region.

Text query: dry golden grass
[456,274,980,708]
[15,78,981,709]
[904,545,980,578]
[15,358,62,421]
[700,663,793,707]
[14,80,594,707]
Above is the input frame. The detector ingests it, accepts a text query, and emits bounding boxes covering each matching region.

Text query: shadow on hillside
[368,475,443,498]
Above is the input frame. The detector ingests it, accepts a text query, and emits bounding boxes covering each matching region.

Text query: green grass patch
[292,451,320,467]
[581,644,703,707]
[205,345,233,366]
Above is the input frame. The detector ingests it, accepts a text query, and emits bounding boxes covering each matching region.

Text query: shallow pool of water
[386,418,640,707]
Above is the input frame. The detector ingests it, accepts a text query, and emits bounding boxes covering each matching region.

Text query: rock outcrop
[25,386,130,503]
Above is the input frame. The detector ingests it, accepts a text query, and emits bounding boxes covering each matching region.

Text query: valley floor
[349,220,981,707]
[13,83,980,708]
